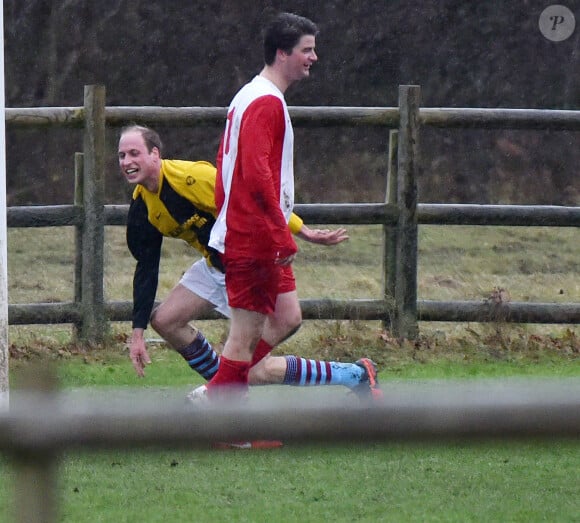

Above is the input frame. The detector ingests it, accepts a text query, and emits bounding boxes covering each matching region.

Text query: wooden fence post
[80,85,106,343]
[12,367,60,523]
[382,130,398,330]
[394,85,421,338]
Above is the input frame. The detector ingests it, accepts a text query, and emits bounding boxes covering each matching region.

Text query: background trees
[3,0,579,205]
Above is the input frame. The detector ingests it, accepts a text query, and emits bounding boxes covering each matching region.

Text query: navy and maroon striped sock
[177,330,220,380]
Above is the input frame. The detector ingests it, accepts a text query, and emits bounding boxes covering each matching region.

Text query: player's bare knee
[150,306,170,336]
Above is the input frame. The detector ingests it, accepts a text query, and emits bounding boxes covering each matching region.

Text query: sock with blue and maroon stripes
[283,356,364,388]
[177,330,220,380]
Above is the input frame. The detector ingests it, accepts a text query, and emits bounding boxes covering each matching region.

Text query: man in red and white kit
[207,12,322,400]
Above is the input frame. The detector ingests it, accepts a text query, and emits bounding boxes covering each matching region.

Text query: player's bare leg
[150,283,214,348]
[261,290,302,347]
[151,284,220,379]
[204,307,266,401]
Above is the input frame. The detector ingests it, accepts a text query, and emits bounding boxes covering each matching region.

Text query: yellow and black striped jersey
[127,159,303,329]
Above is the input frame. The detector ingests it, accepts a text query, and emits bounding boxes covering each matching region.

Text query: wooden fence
[6,85,580,342]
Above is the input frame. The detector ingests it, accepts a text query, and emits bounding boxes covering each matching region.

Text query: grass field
[2,224,579,521]
[3,440,578,522]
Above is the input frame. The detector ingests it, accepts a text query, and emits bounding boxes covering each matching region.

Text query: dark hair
[263,12,318,65]
[120,124,163,156]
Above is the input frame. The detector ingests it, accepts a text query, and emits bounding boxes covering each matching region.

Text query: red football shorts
[224,258,296,315]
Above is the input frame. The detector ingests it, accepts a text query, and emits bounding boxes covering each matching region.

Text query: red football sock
[206,356,250,399]
[251,339,273,367]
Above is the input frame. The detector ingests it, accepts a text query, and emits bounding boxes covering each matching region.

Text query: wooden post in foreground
[12,367,60,523]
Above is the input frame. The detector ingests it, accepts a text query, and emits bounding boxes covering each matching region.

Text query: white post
[0,3,10,411]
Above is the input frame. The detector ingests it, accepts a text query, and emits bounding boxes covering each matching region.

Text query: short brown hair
[120,125,163,155]
[263,12,318,65]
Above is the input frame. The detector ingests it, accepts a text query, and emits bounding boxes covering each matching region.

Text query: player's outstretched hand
[298,224,349,246]
[129,332,152,377]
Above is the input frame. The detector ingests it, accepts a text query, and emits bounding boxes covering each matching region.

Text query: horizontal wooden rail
[8,203,399,227]
[3,378,580,452]
[5,107,86,128]
[6,106,580,130]
[420,107,580,130]
[8,300,390,325]
[106,203,401,226]
[419,300,580,324]
[7,203,580,228]
[105,299,393,322]
[7,205,83,227]
[8,303,82,324]
[8,299,580,325]
[419,204,580,226]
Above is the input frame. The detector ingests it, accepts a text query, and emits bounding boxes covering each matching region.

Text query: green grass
[2,437,578,522]
[2,224,579,522]
[48,442,580,522]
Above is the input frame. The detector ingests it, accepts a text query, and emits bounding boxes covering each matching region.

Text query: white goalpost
[0,2,10,411]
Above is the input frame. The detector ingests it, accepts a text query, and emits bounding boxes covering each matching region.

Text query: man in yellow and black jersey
[119,125,381,401]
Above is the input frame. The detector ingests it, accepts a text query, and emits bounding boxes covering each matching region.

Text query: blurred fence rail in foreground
[1,377,579,522]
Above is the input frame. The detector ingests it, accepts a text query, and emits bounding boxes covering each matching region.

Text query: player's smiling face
[118,131,160,190]
[285,34,317,82]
